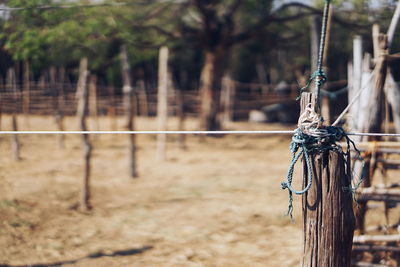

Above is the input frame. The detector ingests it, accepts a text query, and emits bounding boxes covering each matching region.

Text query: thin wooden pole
[301,92,355,267]
[89,75,99,132]
[107,85,117,131]
[176,87,186,150]
[120,45,138,178]
[76,58,92,211]
[7,68,21,161]
[361,34,388,138]
[157,46,169,161]
[56,66,66,148]
[349,36,363,135]
[23,61,30,127]
[220,74,235,127]
[137,80,149,117]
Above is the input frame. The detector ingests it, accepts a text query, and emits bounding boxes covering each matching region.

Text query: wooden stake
[137,80,149,117]
[220,74,235,127]
[23,61,30,127]
[361,34,388,138]
[76,58,92,211]
[56,66,66,148]
[301,92,355,267]
[120,45,138,178]
[157,46,169,161]
[176,87,186,150]
[7,68,21,161]
[107,85,117,131]
[89,75,99,132]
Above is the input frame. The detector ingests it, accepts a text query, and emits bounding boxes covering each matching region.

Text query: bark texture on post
[157,46,169,161]
[120,45,138,178]
[76,58,92,211]
[301,92,355,267]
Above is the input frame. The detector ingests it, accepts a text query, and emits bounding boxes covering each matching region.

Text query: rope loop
[281,125,351,218]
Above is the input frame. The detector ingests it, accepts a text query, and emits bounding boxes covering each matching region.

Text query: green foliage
[0,0,397,85]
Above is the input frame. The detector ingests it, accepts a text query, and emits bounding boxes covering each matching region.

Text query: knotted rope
[281,104,359,218]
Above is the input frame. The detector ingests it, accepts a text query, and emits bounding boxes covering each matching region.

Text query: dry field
[0,115,398,267]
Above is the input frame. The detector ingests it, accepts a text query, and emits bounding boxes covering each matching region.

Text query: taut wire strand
[0,130,398,137]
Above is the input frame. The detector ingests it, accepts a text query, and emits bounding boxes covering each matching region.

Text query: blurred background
[0,0,399,266]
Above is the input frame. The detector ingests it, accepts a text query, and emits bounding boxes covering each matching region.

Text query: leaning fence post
[76,58,92,211]
[300,92,355,267]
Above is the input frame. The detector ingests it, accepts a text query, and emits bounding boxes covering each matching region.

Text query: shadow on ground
[0,246,153,267]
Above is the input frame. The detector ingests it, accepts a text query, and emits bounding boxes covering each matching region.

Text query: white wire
[0,130,399,137]
[0,130,295,135]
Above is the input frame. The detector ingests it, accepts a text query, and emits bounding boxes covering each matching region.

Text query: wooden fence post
[220,74,235,127]
[301,92,355,267]
[76,58,92,211]
[157,46,169,161]
[107,85,117,131]
[56,66,66,148]
[176,87,186,150]
[23,61,30,127]
[120,45,138,178]
[89,75,99,132]
[137,80,149,117]
[7,68,21,161]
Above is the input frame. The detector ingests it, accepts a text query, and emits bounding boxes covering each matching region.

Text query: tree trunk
[76,58,92,211]
[199,51,223,131]
[120,45,138,178]
[301,93,355,267]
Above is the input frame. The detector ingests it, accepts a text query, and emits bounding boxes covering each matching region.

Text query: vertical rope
[315,0,331,110]
[299,0,331,111]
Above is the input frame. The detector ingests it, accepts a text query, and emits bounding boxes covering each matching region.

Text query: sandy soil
[0,115,398,267]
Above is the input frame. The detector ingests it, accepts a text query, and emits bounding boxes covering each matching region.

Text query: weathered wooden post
[157,46,169,161]
[176,87,186,150]
[89,75,99,132]
[220,74,235,127]
[107,85,117,131]
[23,61,30,127]
[7,68,21,161]
[76,58,92,211]
[56,66,66,148]
[300,92,355,267]
[120,45,138,178]
[137,80,149,117]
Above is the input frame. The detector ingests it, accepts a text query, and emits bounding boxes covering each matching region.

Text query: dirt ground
[0,115,398,267]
